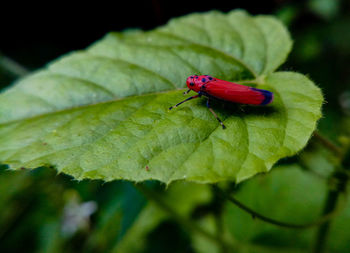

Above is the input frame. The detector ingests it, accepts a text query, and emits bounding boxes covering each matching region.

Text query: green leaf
[82,182,147,253]
[0,10,322,183]
[299,141,337,178]
[224,165,326,252]
[110,182,211,253]
[194,165,350,253]
[308,0,340,20]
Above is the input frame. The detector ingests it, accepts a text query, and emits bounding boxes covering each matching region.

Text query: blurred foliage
[308,0,340,20]
[1,0,350,252]
[0,165,142,253]
[282,0,350,140]
[0,166,211,253]
[192,165,350,253]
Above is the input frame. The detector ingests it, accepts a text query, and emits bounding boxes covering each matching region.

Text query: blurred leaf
[294,34,322,62]
[275,5,299,27]
[224,165,324,250]
[0,168,68,253]
[190,215,227,253]
[308,0,340,20]
[79,181,147,253]
[299,141,337,178]
[0,10,322,184]
[37,220,63,253]
[214,164,350,253]
[328,18,350,54]
[112,182,211,253]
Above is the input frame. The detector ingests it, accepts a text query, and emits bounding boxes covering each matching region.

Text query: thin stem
[312,190,340,253]
[135,184,237,251]
[0,54,29,77]
[313,150,349,253]
[213,185,345,229]
[313,131,343,157]
[214,213,228,253]
[211,186,229,253]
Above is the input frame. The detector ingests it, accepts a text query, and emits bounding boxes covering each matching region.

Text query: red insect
[169,75,273,129]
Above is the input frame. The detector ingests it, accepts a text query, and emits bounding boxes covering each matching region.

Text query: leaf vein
[86,52,178,89]
[156,31,258,78]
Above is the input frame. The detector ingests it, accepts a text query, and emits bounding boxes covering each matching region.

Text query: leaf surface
[0,10,322,183]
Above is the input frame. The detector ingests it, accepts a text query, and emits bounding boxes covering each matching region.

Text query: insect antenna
[169,95,199,110]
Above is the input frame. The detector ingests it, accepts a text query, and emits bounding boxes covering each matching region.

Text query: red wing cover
[204,79,273,105]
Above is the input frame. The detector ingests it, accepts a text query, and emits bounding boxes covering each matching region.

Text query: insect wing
[205,79,273,105]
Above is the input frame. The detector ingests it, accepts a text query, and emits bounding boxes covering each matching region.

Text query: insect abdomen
[250,88,274,105]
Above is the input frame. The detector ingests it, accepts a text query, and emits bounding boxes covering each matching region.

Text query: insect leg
[183,89,191,95]
[206,99,226,129]
[169,95,199,110]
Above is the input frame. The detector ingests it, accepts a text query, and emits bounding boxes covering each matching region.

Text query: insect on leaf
[0,10,323,184]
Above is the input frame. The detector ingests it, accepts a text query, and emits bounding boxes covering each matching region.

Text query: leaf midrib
[3,96,162,166]
[0,89,184,127]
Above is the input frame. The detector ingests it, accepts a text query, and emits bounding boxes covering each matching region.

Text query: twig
[213,185,346,229]
[312,190,340,253]
[211,187,229,253]
[313,153,349,253]
[313,131,343,157]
